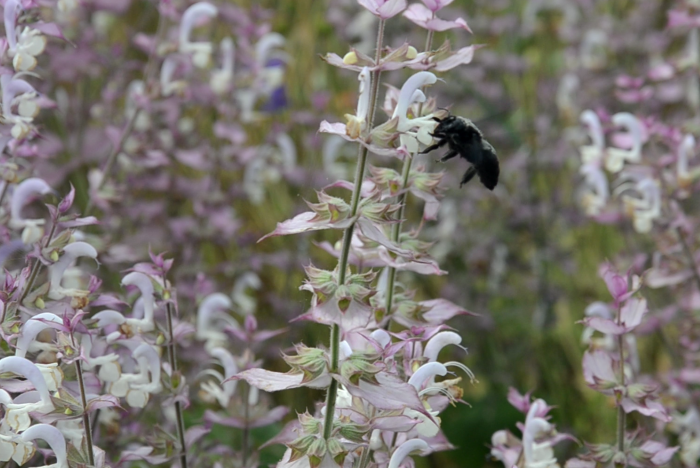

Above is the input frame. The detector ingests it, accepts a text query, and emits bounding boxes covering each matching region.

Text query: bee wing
[477,139,499,190]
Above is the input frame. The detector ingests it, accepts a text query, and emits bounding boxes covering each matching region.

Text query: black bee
[420,115,499,190]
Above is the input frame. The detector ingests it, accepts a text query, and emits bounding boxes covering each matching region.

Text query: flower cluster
[567,265,678,467]
[234,1,485,467]
[491,389,572,468]
[9,0,700,467]
[566,2,700,465]
[0,1,298,466]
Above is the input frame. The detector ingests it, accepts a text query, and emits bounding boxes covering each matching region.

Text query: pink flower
[668,9,700,29]
[403,3,471,32]
[506,387,533,414]
[580,298,647,335]
[582,351,670,421]
[635,440,679,466]
[582,349,618,392]
[420,0,453,12]
[358,0,407,19]
[600,263,630,306]
[231,366,331,392]
[258,191,355,241]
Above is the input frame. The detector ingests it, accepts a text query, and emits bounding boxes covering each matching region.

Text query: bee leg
[439,149,459,162]
[459,166,478,187]
[420,138,448,154]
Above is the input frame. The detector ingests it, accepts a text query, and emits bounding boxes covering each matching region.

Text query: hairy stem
[384,29,434,322]
[616,304,626,452]
[15,222,58,311]
[323,18,386,441]
[67,329,95,464]
[323,322,341,440]
[75,359,96,465]
[242,382,250,466]
[677,226,700,293]
[357,443,372,468]
[165,300,188,468]
[86,107,142,214]
[0,179,9,207]
[616,334,626,452]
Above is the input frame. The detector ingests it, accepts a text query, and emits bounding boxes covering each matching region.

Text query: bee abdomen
[476,140,499,190]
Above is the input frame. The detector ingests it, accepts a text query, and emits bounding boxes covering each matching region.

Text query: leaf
[229,368,331,391]
[59,216,99,228]
[22,281,50,306]
[259,211,355,242]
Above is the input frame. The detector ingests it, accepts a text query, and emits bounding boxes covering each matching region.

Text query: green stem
[616,303,626,453]
[0,179,9,207]
[357,443,372,468]
[677,226,700,293]
[15,222,58,310]
[75,360,96,465]
[323,18,386,441]
[323,322,340,440]
[85,106,142,215]
[242,381,250,466]
[69,328,95,464]
[383,29,434,322]
[165,301,188,468]
[616,334,626,452]
[384,154,412,321]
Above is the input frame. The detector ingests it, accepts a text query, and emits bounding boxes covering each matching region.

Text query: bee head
[432,113,456,124]
[432,114,468,136]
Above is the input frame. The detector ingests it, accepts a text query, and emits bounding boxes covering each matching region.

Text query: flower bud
[612,450,626,467]
[340,352,381,384]
[406,46,418,59]
[337,422,370,443]
[283,345,329,382]
[369,117,399,147]
[343,51,358,65]
[307,438,327,468]
[299,412,322,435]
[327,437,347,467]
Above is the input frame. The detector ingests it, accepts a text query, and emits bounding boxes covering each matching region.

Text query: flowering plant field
[0,1,699,467]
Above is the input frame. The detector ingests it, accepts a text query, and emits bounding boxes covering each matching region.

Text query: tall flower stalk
[323,17,386,442]
[238,2,482,467]
[384,26,435,325]
[165,294,188,468]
